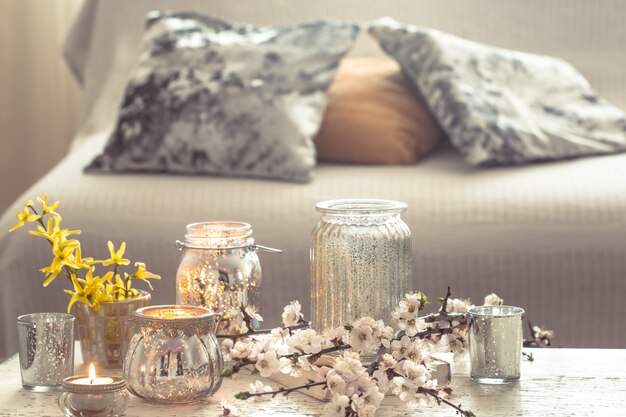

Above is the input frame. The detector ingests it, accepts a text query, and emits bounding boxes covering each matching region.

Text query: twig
[418,386,476,417]
[217,321,310,340]
[422,312,468,325]
[440,286,452,315]
[234,380,326,400]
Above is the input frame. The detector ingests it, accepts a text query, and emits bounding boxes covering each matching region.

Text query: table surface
[1,345,625,417]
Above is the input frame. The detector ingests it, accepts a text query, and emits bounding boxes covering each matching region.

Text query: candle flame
[88,363,96,381]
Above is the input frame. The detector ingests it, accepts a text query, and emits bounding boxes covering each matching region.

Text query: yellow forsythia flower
[132,262,161,290]
[11,194,160,312]
[102,241,130,266]
[9,202,40,232]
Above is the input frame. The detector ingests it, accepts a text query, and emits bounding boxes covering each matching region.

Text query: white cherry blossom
[255,351,281,377]
[484,293,503,306]
[282,300,304,327]
[322,393,350,417]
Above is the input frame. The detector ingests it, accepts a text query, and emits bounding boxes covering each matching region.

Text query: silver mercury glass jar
[123,305,223,403]
[311,199,412,332]
[175,222,281,332]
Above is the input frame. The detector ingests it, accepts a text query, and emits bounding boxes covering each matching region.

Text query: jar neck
[184,221,254,248]
[316,199,407,225]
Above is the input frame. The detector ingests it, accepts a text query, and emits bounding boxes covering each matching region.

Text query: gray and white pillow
[86,12,360,181]
[369,18,626,166]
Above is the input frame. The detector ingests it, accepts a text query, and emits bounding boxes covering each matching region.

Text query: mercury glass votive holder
[17,313,75,392]
[468,305,524,384]
[123,305,223,403]
[59,376,129,417]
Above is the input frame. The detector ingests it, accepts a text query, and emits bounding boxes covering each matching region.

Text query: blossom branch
[439,286,452,315]
[217,320,310,340]
[418,386,476,417]
[234,380,326,400]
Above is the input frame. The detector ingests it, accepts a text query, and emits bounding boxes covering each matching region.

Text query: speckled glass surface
[311,199,411,332]
[468,305,524,384]
[16,313,74,392]
[123,305,223,403]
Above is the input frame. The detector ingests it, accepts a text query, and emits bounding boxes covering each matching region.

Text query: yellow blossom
[64,268,108,313]
[132,262,161,290]
[10,194,160,311]
[72,246,96,270]
[37,194,60,217]
[102,241,130,266]
[40,240,80,286]
[9,203,40,232]
[29,216,80,245]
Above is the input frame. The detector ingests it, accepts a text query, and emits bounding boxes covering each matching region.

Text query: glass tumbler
[311,199,411,332]
[16,313,75,392]
[468,305,524,384]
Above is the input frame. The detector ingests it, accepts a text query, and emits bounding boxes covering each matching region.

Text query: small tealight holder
[59,363,129,417]
[468,305,524,384]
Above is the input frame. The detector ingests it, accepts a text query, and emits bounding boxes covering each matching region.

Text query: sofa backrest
[65,0,626,145]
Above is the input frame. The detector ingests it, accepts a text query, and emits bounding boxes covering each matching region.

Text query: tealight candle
[72,363,115,385]
[59,363,129,417]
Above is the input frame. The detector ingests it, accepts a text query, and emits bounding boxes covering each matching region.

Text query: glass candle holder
[311,199,412,332]
[16,312,75,392]
[175,221,280,332]
[468,305,525,384]
[123,305,223,403]
[59,372,129,417]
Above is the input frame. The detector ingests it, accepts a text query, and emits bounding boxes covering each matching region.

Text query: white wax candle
[72,376,115,385]
[71,363,115,385]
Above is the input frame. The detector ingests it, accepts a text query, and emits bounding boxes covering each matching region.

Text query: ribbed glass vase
[311,199,412,333]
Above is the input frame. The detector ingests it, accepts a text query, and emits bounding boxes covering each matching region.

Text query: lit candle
[71,363,115,385]
[59,363,128,416]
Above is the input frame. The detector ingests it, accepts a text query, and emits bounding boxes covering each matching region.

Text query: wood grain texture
[0,346,625,416]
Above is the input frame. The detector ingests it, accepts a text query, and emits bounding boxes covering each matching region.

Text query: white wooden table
[0,345,625,416]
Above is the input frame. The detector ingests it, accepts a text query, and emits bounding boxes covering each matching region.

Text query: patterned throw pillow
[86,12,360,181]
[369,18,626,166]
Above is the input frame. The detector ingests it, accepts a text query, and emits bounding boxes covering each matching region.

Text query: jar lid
[183,221,253,248]
[316,199,407,215]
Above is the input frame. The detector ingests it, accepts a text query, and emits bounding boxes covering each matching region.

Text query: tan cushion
[315,57,444,164]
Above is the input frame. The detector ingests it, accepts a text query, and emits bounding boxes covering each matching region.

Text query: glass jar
[175,222,280,332]
[123,305,223,403]
[311,199,412,332]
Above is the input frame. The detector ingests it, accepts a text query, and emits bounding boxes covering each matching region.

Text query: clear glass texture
[311,199,412,332]
[176,222,262,331]
[75,291,151,368]
[123,305,224,403]
[16,312,75,392]
[468,305,525,384]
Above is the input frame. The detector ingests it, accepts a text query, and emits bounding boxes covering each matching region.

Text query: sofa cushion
[369,18,626,166]
[314,58,444,164]
[85,11,359,181]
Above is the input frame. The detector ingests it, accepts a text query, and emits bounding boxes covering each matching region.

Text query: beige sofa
[1,0,625,359]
